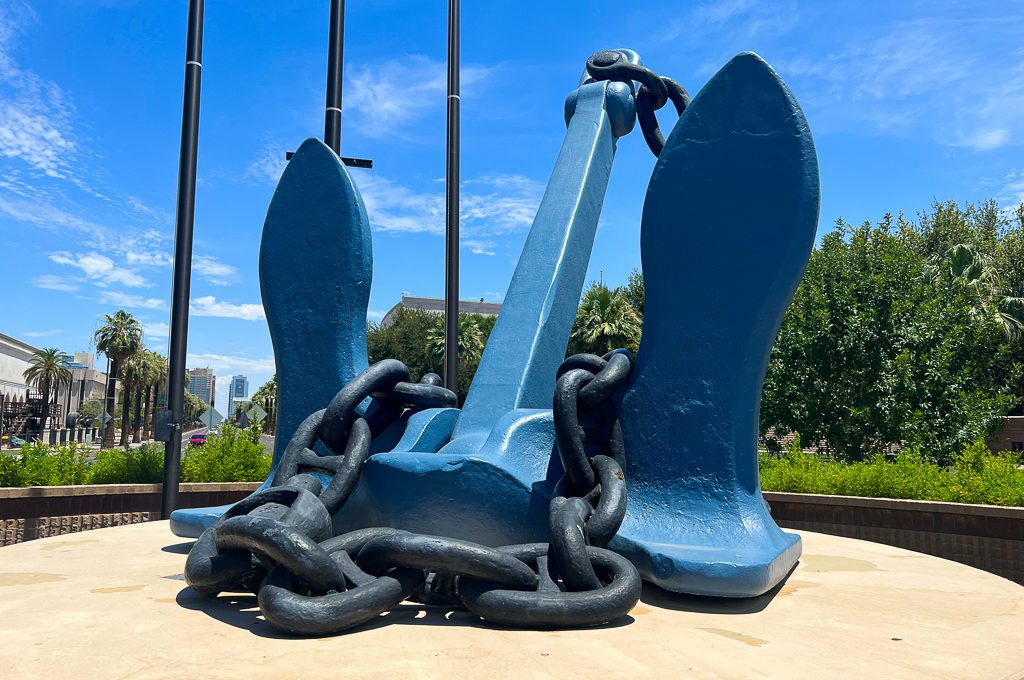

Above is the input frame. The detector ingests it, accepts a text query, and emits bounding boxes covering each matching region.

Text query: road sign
[199,407,223,429]
[247,404,267,422]
[100,411,112,425]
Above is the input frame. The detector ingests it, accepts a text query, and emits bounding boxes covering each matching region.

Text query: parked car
[188,433,208,446]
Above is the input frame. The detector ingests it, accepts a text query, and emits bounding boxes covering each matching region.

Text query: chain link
[184,350,640,635]
[585,50,691,157]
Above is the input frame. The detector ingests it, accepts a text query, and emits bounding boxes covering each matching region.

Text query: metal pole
[443,0,460,391]
[324,0,344,154]
[162,0,204,518]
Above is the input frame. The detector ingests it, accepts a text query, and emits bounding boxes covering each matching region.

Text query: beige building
[380,295,502,327]
[0,332,113,434]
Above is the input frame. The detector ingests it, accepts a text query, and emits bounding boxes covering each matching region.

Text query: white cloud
[126,250,172,267]
[999,169,1024,207]
[0,3,77,179]
[23,328,61,337]
[464,239,496,256]
[98,290,167,310]
[357,173,543,238]
[142,320,169,340]
[186,352,276,375]
[775,18,1024,150]
[246,142,287,184]
[367,310,386,322]
[346,56,494,138]
[190,296,265,321]
[193,255,238,286]
[32,274,78,292]
[49,251,148,288]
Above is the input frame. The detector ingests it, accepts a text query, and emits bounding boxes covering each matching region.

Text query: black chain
[184,351,640,635]
[585,50,691,157]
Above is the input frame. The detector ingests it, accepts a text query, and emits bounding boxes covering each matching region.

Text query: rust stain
[778,580,818,596]
[91,585,146,594]
[698,627,768,647]
[0,572,66,587]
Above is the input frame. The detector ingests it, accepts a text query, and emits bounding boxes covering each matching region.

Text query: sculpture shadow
[162,541,196,555]
[175,586,634,638]
[639,563,798,615]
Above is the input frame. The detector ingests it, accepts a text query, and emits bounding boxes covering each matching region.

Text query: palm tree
[23,347,72,430]
[94,310,142,448]
[121,351,148,445]
[142,351,167,440]
[569,283,643,356]
[930,243,1024,341]
[427,314,486,372]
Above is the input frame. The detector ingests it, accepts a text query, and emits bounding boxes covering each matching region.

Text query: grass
[760,438,1024,507]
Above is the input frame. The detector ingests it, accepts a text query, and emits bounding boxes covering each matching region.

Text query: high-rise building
[228,374,248,415]
[187,367,215,407]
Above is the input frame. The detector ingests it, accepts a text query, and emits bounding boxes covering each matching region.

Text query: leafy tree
[568,283,642,356]
[22,347,72,429]
[93,310,142,448]
[78,398,104,422]
[367,308,496,402]
[622,268,645,317]
[761,215,1014,464]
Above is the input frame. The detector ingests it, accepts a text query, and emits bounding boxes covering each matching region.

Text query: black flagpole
[443,0,460,392]
[324,0,344,154]
[162,0,204,517]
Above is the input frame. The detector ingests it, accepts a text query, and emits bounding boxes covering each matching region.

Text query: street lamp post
[162,0,205,518]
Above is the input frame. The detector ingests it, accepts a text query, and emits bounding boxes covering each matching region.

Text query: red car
[188,433,208,446]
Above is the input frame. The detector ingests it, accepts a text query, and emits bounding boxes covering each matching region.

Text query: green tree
[120,351,148,446]
[78,398,104,422]
[568,283,642,356]
[761,215,1013,464]
[623,268,645,317]
[22,347,72,429]
[94,310,142,448]
[141,351,167,440]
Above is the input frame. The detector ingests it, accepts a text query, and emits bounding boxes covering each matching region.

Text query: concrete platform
[1,521,1023,679]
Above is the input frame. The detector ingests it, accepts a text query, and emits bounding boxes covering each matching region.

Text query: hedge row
[760,438,1024,507]
[0,424,270,487]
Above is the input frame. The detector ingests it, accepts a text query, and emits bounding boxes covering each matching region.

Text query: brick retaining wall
[0,482,259,546]
[765,491,1024,585]
[2,485,1022,587]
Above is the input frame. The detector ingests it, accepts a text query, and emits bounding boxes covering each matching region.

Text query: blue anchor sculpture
[171,50,819,599]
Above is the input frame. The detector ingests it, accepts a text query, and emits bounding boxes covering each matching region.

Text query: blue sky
[1,0,1023,416]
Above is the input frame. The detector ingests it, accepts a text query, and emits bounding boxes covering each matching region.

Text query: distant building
[380,295,502,327]
[187,367,215,407]
[1,335,112,434]
[228,374,248,415]
[0,332,36,401]
[55,352,111,415]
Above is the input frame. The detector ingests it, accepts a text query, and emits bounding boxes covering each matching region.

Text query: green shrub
[88,444,165,484]
[0,442,90,486]
[180,424,270,483]
[760,438,1024,506]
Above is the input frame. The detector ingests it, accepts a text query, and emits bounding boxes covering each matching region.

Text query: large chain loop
[585,50,691,156]
[184,350,641,634]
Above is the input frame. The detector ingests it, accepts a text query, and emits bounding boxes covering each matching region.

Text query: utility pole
[443,0,460,391]
[162,0,204,518]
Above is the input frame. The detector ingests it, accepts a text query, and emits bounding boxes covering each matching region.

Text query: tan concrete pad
[0,521,1022,679]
